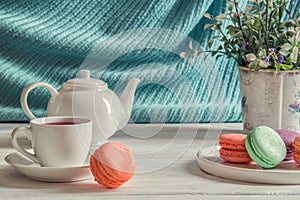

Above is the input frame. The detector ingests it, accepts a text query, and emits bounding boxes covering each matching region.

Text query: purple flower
[241,41,248,48]
[277,55,285,64]
[264,57,270,63]
[268,48,275,55]
[233,12,239,17]
[289,103,300,110]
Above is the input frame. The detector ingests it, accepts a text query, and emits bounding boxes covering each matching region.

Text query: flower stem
[288,0,293,20]
[265,0,269,57]
[233,0,247,41]
[202,50,240,63]
[233,0,247,62]
[215,25,240,60]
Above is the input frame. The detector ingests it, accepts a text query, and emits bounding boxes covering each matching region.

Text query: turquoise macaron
[245,126,286,169]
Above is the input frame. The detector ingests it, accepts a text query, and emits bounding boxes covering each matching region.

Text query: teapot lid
[63,70,107,90]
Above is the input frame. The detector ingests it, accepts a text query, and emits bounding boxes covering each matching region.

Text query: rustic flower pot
[239,66,300,133]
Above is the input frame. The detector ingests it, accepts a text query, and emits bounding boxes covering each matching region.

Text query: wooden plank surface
[0,123,300,199]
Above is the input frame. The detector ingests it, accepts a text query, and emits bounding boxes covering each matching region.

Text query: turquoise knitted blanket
[1,0,299,123]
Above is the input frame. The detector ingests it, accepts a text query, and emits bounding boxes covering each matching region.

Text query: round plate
[197,146,300,185]
[5,153,93,182]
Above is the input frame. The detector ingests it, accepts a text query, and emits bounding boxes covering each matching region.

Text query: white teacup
[11,116,92,167]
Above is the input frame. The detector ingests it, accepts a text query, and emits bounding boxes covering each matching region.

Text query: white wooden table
[1,123,300,199]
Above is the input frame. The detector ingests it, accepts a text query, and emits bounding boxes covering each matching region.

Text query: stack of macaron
[219,126,300,169]
[219,134,251,163]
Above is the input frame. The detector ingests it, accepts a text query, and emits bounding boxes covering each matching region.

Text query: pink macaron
[90,142,136,189]
[219,133,251,163]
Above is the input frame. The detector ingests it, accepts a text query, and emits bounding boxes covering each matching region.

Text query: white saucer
[197,146,300,185]
[5,153,93,182]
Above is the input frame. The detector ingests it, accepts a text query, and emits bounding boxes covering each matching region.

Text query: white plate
[5,153,93,182]
[197,146,300,185]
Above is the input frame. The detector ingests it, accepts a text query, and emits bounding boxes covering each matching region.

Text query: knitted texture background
[1,0,299,123]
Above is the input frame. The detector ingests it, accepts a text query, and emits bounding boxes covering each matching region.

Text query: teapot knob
[79,70,90,78]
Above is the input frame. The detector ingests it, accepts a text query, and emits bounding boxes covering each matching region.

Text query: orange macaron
[293,135,300,164]
[219,133,251,163]
[90,142,136,189]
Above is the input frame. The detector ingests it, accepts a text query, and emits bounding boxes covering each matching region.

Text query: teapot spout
[119,78,140,129]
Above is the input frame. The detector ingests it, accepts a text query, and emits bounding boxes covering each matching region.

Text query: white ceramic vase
[239,66,300,133]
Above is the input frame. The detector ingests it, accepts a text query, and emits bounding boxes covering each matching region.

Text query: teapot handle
[21,82,59,119]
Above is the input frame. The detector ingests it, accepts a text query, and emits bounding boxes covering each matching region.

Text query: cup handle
[11,126,39,164]
[20,82,59,119]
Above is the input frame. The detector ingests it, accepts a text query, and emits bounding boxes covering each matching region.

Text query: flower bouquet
[184,0,300,72]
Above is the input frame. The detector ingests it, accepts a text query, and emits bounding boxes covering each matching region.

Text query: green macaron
[245,126,286,169]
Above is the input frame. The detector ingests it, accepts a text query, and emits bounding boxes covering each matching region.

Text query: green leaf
[280,64,293,70]
[215,14,227,20]
[211,51,218,56]
[249,61,258,70]
[195,50,202,56]
[216,55,223,60]
[296,31,300,43]
[255,40,261,46]
[204,24,213,30]
[288,36,297,45]
[224,42,230,49]
[269,9,279,29]
[253,17,259,27]
[221,37,227,42]
[246,53,257,62]
[281,43,293,51]
[203,53,211,61]
[208,38,215,48]
[204,13,213,20]
[258,49,266,59]
[211,25,218,30]
[258,60,268,68]
[274,62,280,72]
[226,54,233,58]
[279,50,289,57]
[228,3,233,11]
[291,47,299,63]
[270,35,278,44]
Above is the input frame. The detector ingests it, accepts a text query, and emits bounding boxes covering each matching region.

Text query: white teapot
[21,70,140,149]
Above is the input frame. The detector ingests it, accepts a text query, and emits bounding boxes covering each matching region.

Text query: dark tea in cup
[44,122,80,126]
